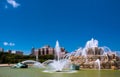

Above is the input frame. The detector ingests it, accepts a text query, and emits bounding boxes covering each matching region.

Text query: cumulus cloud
[3,42,15,46]
[3,42,9,46]
[7,0,20,8]
[9,42,15,46]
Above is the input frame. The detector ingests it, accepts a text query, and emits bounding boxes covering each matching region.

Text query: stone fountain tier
[68,38,120,70]
[69,53,120,69]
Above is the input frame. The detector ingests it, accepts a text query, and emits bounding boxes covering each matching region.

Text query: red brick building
[31,45,67,57]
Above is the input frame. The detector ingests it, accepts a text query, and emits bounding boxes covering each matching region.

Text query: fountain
[12,60,44,68]
[95,59,101,70]
[66,38,120,70]
[43,40,76,73]
[22,60,44,68]
[12,38,120,70]
[45,41,67,71]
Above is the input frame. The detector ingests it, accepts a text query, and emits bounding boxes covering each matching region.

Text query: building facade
[7,50,23,55]
[0,48,4,52]
[30,45,67,58]
[16,51,23,55]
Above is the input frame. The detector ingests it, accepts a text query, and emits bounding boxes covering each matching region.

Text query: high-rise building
[7,50,12,53]
[38,45,54,56]
[30,45,67,58]
[6,50,23,55]
[16,51,23,55]
[10,50,23,55]
[30,47,35,56]
[0,48,4,52]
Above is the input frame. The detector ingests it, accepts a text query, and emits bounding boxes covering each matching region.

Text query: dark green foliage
[38,55,54,62]
[0,52,54,64]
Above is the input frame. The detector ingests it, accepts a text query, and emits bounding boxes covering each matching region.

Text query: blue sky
[0,0,120,54]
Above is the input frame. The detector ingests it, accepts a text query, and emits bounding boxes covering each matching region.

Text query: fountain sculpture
[44,40,72,72]
[66,38,120,70]
[13,38,120,70]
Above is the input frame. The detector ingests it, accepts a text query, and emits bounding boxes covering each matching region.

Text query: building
[16,51,23,55]
[0,48,4,52]
[8,50,23,55]
[30,45,67,58]
[31,47,35,56]
[38,45,54,55]
[7,50,12,53]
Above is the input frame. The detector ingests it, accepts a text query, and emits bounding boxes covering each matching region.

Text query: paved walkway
[0,64,14,67]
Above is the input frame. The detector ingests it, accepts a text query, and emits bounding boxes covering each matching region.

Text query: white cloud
[3,42,15,46]
[3,42,9,46]
[7,0,20,8]
[9,42,15,46]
